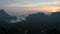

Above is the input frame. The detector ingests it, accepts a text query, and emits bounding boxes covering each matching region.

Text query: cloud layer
[0,0,60,16]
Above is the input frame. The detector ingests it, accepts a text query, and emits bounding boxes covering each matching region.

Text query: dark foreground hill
[25,12,60,29]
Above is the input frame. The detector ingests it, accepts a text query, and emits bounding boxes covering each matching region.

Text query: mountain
[26,12,60,23]
[26,12,49,23]
[25,12,49,29]
[0,9,17,22]
[25,12,60,29]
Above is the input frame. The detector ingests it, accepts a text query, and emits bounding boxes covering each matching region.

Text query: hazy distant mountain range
[0,9,60,23]
[0,9,17,22]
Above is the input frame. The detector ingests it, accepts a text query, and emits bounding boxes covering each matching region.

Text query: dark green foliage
[0,20,28,34]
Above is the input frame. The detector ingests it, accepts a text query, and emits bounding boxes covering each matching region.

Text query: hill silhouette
[25,12,60,30]
[0,9,17,22]
[0,11,60,34]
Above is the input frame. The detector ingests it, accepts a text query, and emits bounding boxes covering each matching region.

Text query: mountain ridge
[0,9,17,22]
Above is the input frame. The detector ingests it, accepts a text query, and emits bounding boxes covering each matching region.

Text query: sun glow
[41,6,59,12]
[30,6,60,12]
[53,10,56,12]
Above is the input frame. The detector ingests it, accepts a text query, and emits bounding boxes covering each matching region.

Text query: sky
[0,0,60,16]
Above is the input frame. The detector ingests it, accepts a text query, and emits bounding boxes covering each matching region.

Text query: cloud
[0,0,60,7]
[0,0,60,14]
[3,1,60,7]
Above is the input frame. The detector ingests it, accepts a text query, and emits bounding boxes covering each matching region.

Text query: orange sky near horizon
[31,6,60,12]
[0,0,60,14]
